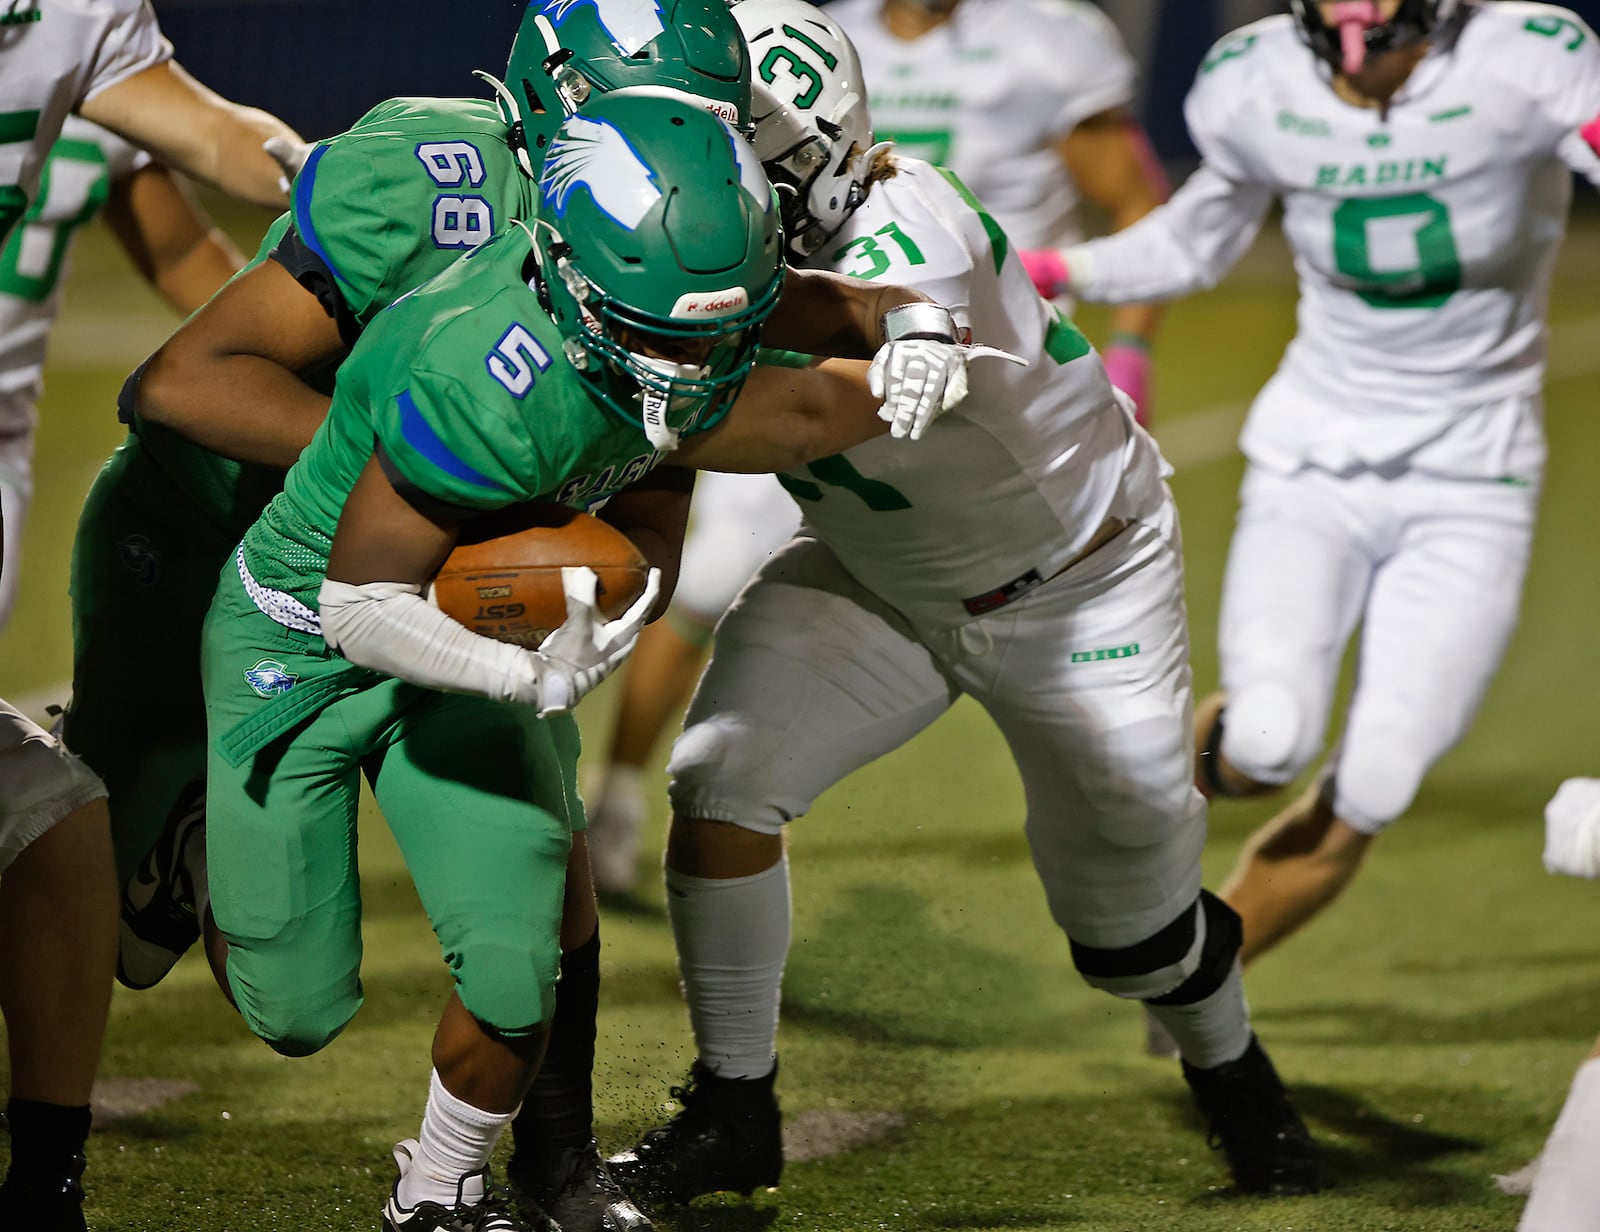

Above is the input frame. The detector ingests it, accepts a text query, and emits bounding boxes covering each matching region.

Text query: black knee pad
[1146,890,1242,1007]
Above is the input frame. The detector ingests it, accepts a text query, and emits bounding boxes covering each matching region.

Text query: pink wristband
[1019,248,1070,300]
[1582,112,1600,158]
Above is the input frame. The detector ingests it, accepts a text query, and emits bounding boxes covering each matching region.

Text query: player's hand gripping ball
[427,504,650,648]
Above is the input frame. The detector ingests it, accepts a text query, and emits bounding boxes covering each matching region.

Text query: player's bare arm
[597,468,695,618]
[766,265,936,358]
[102,162,245,316]
[136,258,343,468]
[669,359,885,473]
[1058,107,1167,357]
[77,60,302,210]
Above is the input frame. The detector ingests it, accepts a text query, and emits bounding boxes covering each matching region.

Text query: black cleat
[508,1139,653,1232]
[0,1154,88,1232]
[117,781,205,990]
[608,1060,783,1204]
[1183,1034,1322,1195]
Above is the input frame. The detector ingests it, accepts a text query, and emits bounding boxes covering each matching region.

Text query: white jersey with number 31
[781,158,1168,629]
[1068,3,1600,476]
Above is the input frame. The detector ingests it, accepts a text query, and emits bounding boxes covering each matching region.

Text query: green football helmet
[529,92,784,450]
[484,0,753,178]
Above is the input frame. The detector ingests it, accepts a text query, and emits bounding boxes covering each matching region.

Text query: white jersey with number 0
[1067,3,1600,477]
[0,0,169,238]
[782,158,1168,630]
[0,116,147,435]
[829,0,1135,250]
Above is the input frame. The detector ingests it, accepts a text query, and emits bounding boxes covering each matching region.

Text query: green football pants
[204,568,581,1057]
[64,434,240,881]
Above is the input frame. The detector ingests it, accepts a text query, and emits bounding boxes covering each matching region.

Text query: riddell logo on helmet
[702,100,741,124]
[672,288,749,318]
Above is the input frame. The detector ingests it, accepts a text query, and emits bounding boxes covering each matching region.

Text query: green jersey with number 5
[238,227,666,619]
[1067,5,1600,476]
[780,157,1169,629]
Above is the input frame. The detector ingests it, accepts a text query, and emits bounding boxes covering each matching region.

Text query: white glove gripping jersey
[0,0,169,242]
[784,159,1169,630]
[829,0,1135,250]
[1067,4,1600,478]
[0,116,147,435]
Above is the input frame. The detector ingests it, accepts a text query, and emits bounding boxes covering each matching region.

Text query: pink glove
[1582,111,1600,157]
[1019,248,1070,300]
[1101,341,1152,427]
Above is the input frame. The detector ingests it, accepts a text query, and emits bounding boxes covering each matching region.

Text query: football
[427,503,650,648]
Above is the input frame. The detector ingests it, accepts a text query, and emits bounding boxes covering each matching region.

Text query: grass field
[2,201,1599,1232]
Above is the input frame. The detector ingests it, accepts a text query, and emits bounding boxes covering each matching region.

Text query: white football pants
[669,501,1206,950]
[1217,462,1538,832]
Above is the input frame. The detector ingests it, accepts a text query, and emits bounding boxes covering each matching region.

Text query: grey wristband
[880,302,959,344]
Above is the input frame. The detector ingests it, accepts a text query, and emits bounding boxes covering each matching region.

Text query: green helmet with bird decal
[484,0,754,177]
[528,92,784,451]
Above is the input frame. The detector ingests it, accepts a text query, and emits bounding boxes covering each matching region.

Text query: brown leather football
[428,504,649,648]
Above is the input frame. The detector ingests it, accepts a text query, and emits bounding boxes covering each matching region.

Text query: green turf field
[2,203,1598,1231]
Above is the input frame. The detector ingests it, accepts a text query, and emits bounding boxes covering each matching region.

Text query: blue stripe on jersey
[397,389,502,490]
[292,144,352,288]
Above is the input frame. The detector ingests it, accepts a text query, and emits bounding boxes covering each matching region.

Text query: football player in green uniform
[200,94,896,1232]
[66,2,974,1226]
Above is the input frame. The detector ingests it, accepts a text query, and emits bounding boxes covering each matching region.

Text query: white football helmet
[730,0,888,260]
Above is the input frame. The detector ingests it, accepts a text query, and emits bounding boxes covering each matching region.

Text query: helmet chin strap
[1327,1,1385,73]
[632,355,711,452]
[475,70,537,178]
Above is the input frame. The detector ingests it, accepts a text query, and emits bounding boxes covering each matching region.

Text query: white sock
[395,1070,515,1210]
[1145,959,1253,1070]
[666,856,790,1079]
[1521,1057,1600,1232]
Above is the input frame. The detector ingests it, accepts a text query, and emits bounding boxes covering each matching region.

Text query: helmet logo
[671,287,751,319]
[543,0,668,57]
[541,114,664,230]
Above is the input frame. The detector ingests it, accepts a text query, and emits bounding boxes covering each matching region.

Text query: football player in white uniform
[829,0,1167,417]
[1,4,301,1226]
[583,0,1174,897]
[607,0,1321,1206]
[1057,0,1600,975]
[0,0,300,248]
[0,116,244,629]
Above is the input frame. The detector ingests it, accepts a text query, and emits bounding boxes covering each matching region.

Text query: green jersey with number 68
[238,227,666,623]
[1067,4,1600,476]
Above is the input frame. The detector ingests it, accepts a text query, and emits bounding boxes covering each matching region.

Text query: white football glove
[868,304,1026,441]
[533,565,660,718]
[1543,777,1600,879]
[263,136,316,195]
